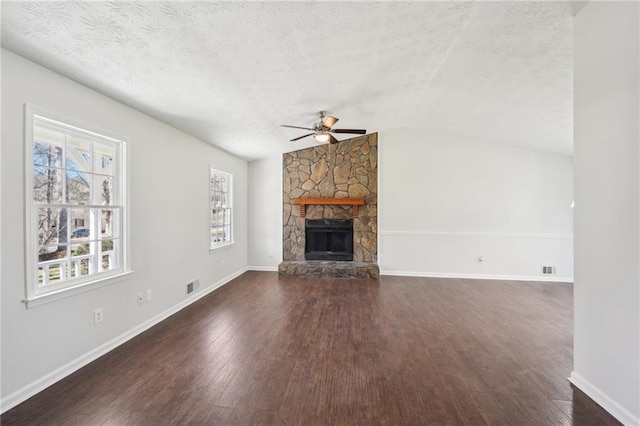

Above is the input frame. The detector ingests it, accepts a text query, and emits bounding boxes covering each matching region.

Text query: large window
[210,168,232,249]
[25,108,127,304]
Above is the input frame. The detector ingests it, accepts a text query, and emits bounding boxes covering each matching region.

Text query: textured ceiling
[1,1,576,160]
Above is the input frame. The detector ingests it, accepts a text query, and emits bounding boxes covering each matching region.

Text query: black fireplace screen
[305,219,353,261]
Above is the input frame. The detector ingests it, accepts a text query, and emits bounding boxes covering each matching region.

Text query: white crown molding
[0,266,249,414]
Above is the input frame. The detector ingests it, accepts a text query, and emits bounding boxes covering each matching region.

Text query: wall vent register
[542,266,556,274]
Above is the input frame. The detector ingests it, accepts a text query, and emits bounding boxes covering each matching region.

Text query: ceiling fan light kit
[314,133,330,143]
[282,111,366,144]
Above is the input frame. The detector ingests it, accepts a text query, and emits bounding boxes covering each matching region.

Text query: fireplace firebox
[305,219,353,261]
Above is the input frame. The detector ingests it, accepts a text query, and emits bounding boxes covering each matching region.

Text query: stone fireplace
[278,133,379,278]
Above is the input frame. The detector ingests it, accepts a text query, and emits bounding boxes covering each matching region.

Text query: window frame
[209,167,233,251]
[24,105,131,308]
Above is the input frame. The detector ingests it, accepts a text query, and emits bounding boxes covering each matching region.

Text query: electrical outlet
[268,250,273,258]
[94,308,103,325]
[221,259,225,268]
[146,289,153,302]
[137,292,144,305]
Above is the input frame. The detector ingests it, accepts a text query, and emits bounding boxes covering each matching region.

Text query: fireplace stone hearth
[278,260,379,279]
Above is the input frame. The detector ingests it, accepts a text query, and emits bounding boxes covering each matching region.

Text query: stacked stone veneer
[279,133,379,278]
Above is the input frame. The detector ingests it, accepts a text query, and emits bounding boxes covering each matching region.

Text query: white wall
[246,129,574,281]
[247,156,282,269]
[1,49,248,410]
[378,127,574,281]
[572,3,639,424]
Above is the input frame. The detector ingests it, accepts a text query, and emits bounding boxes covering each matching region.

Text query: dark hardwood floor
[2,272,620,425]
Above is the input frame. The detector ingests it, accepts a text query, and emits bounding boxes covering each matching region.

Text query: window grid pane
[210,168,232,248]
[31,115,124,294]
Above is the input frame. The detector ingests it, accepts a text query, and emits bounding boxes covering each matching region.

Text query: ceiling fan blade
[322,116,339,129]
[328,134,339,145]
[281,125,315,131]
[290,133,315,142]
[332,129,367,134]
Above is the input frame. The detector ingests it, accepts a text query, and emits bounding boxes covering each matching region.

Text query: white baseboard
[0,266,249,414]
[569,371,639,426]
[247,266,279,272]
[380,270,573,283]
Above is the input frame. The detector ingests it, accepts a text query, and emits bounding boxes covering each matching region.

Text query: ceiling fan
[281,111,366,144]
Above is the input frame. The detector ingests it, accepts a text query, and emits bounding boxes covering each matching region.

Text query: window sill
[24,271,134,309]
[209,241,234,253]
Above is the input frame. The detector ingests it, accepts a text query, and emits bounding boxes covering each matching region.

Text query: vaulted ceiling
[1,1,579,161]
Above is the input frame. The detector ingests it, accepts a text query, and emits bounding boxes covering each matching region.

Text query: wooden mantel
[293,197,365,217]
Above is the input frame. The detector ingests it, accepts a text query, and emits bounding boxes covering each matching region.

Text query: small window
[210,168,233,249]
[25,107,128,305]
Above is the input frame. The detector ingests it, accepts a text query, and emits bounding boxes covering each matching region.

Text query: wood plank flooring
[2,272,620,425]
